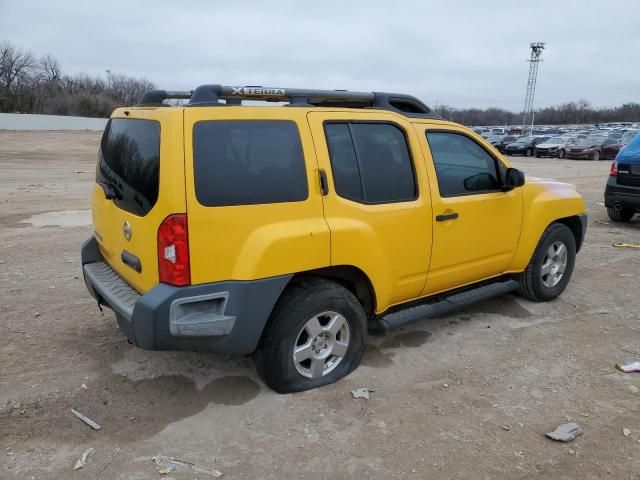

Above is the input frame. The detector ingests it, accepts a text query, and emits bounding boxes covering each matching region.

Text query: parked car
[81,84,587,393]
[566,137,621,161]
[489,135,518,153]
[534,136,578,158]
[618,131,639,149]
[604,133,640,222]
[504,136,550,156]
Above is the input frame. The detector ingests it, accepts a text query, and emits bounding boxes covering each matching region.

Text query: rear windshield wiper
[97,178,122,200]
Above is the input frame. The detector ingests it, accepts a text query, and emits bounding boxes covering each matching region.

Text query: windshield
[577,138,601,146]
[545,137,568,145]
[513,137,533,144]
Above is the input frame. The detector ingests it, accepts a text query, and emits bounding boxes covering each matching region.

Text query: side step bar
[375,280,520,331]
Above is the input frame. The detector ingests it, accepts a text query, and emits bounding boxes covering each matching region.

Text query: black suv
[505,136,550,157]
[605,135,640,222]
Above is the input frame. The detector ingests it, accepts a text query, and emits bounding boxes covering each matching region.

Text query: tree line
[0,40,155,118]
[435,99,640,126]
[1,39,638,124]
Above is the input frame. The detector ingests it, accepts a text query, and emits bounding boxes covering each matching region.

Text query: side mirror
[504,168,525,190]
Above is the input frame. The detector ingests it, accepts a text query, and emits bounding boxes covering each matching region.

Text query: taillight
[157,214,190,286]
[610,162,618,177]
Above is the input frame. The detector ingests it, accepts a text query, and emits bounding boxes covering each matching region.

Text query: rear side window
[193,121,308,206]
[426,132,500,197]
[325,123,416,203]
[99,118,160,216]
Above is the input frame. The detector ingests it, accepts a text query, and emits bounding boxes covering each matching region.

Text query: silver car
[534,136,578,158]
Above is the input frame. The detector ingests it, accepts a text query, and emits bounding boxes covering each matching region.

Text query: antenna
[522,42,545,134]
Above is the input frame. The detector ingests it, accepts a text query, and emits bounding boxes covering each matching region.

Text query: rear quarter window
[193,120,308,206]
[98,118,160,216]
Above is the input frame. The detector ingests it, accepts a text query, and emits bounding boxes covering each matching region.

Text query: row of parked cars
[482,129,639,161]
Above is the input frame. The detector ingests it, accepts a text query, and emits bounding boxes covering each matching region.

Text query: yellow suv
[81,84,587,393]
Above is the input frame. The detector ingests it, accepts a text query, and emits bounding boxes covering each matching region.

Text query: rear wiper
[98,179,122,200]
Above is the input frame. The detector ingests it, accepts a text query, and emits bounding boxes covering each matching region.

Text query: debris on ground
[152,455,222,477]
[351,388,373,399]
[623,428,631,437]
[153,456,177,475]
[71,408,101,430]
[616,361,640,373]
[613,242,640,249]
[629,385,639,394]
[74,447,95,470]
[545,422,583,442]
[81,383,88,390]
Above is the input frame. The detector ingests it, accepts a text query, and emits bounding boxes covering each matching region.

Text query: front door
[307,111,433,312]
[418,127,524,296]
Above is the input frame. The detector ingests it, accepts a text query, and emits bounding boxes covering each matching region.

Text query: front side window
[193,120,308,206]
[426,132,501,197]
[325,122,416,203]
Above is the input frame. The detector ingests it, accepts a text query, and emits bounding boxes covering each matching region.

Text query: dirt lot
[1,130,639,479]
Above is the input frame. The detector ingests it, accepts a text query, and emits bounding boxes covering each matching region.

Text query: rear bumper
[81,237,291,354]
[604,178,640,210]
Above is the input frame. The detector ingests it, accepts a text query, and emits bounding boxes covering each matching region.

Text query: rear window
[193,120,308,206]
[98,118,160,216]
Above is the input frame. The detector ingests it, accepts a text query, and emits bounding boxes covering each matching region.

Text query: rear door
[307,111,432,311]
[418,126,523,295]
[92,108,185,293]
[183,107,330,284]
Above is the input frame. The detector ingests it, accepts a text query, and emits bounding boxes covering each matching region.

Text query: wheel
[558,149,565,159]
[535,151,541,158]
[254,278,367,393]
[591,150,600,161]
[526,148,533,157]
[607,206,635,222]
[517,223,576,302]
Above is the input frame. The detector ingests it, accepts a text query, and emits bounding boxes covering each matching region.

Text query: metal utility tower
[522,42,545,134]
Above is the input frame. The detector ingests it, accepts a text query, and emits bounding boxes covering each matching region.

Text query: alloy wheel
[293,311,350,379]
[541,241,568,288]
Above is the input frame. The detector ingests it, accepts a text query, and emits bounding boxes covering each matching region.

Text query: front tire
[558,149,565,159]
[526,148,533,157]
[607,206,635,222]
[592,150,601,161]
[517,223,576,302]
[254,278,367,393]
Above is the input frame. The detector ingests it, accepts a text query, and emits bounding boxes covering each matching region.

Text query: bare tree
[0,41,35,91]
[39,54,61,82]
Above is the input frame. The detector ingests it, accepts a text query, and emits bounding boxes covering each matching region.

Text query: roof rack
[137,84,441,119]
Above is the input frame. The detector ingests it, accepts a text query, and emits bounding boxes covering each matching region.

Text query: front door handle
[436,212,459,222]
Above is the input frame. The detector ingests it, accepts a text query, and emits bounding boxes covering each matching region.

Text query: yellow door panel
[183,107,330,284]
[92,107,186,293]
[307,111,433,312]
[418,125,523,295]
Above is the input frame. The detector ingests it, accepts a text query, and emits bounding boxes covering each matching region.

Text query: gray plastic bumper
[81,236,291,354]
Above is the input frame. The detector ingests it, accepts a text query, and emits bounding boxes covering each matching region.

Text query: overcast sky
[1,0,638,111]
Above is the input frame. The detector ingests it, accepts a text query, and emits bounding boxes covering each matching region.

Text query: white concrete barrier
[0,113,108,131]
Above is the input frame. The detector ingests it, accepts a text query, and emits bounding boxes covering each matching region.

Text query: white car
[534,136,578,158]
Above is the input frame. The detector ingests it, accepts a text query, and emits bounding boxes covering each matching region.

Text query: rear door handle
[436,212,459,222]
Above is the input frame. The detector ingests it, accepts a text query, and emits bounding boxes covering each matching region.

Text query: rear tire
[607,206,635,222]
[254,278,367,393]
[592,150,601,161]
[526,148,533,157]
[517,223,576,302]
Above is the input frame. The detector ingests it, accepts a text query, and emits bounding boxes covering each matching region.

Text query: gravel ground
[1,131,639,479]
